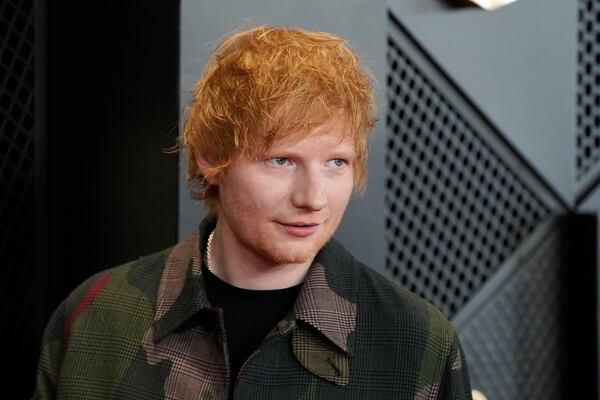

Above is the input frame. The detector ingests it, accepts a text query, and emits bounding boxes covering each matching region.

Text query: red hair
[179,26,377,212]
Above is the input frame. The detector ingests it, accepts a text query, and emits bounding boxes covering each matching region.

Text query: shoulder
[44,246,173,346]
[350,258,461,384]
[63,247,172,312]
[356,260,453,334]
[34,248,175,398]
[327,238,456,352]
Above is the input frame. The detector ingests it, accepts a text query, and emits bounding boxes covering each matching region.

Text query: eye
[268,157,291,167]
[328,158,347,168]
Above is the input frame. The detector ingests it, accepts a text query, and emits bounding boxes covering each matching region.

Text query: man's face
[215,117,356,265]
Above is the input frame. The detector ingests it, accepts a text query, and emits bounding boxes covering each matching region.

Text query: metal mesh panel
[385,36,551,317]
[0,0,35,347]
[460,224,565,400]
[577,0,600,180]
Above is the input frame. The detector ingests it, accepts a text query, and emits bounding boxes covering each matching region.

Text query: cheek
[330,176,355,208]
[221,172,290,213]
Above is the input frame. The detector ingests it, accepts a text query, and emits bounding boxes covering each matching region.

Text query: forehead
[266,118,356,154]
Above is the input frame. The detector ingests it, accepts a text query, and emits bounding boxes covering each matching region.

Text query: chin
[257,233,328,265]
[258,243,316,265]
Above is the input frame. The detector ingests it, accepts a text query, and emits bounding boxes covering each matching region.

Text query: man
[35,26,472,399]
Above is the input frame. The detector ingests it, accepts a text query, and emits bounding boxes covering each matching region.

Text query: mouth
[275,221,320,237]
[282,222,319,227]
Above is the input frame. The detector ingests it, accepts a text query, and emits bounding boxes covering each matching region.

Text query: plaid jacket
[35,217,472,399]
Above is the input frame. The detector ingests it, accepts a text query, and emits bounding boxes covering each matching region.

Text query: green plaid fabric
[34,216,472,399]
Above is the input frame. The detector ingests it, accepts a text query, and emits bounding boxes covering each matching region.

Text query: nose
[291,167,328,211]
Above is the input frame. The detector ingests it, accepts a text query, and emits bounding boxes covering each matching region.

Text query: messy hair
[179,25,377,212]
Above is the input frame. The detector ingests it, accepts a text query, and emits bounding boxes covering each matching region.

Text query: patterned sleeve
[33,300,67,400]
[438,330,473,400]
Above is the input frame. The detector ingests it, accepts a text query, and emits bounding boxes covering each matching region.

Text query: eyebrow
[265,149,357,158]
[330,150,357,158]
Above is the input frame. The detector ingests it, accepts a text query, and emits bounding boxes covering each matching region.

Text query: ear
[195,152,220,186]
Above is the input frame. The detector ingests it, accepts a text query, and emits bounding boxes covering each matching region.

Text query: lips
[276,221,320,237]
[282,222,319,227]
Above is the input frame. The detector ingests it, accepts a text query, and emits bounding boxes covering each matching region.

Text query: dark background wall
[0,1,180,397]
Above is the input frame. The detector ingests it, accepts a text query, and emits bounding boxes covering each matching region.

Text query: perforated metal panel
[384,32,552,317]
[459,223,565,400]
[577,0,600,181]
[0,0,35,347]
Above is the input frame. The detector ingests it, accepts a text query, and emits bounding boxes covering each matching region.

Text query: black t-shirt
[201,261,302,393]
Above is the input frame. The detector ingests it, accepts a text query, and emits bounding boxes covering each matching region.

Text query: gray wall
[179,0,388,272]
[389,0,576,205]
[383,1,587,398]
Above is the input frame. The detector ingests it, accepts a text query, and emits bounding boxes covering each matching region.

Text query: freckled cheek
[253,179,290,210]
[224,174,290,213]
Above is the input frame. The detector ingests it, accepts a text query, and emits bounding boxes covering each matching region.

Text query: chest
[57,321,427,400]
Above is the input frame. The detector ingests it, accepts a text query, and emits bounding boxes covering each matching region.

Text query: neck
[208,218,312,290]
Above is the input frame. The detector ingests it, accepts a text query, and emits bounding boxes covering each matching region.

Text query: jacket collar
[152,215,358,355]
[293,240,357,354]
